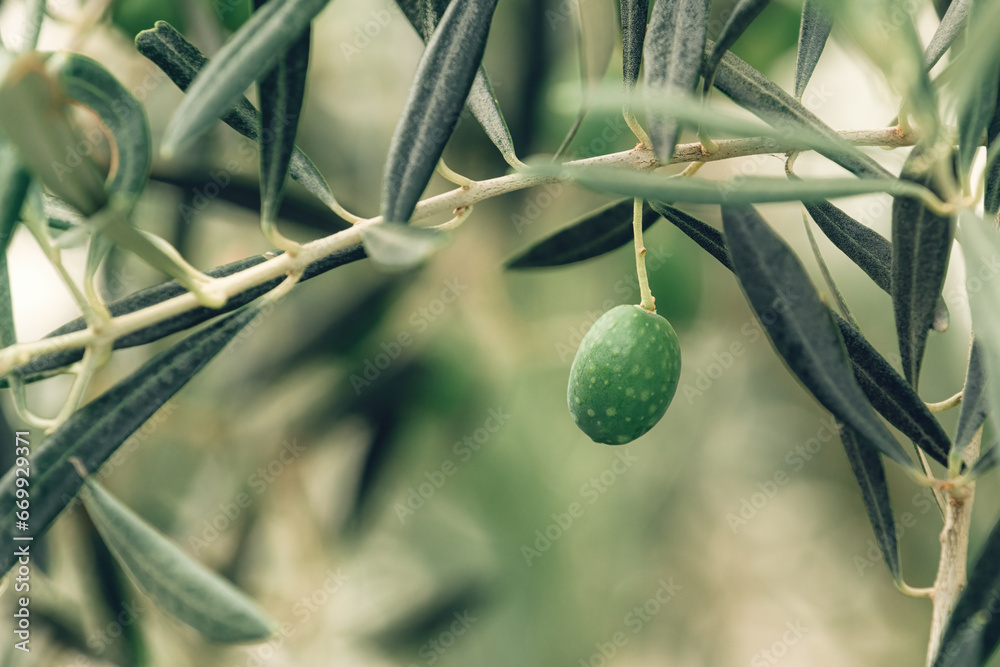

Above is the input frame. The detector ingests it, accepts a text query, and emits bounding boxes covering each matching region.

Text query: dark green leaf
[971,445,998,478]
[0,305,266,576]
[642,0,709,162]
[955,340,989,455]
[703,0,769,90]
[360,223,447,271]
[160,0,333,156]
[987,70,1000,217]
[0,139,29,251]
[648,200,732,270]
[80,475,276,642]
[254,4,310,227]
[135,22,339,211]
[932,513,1000,666]
[954,0,999,182]
[709,47,891,179]
[51,53,152,206]
[924,0,971,70]
[891,147,956,389]
[4,245,367,384]
[381,0,500,224]
[620,0,649,95]
[394,0,519,166]
[506,199,659,268]
[794,0,833,100]
[802,199,892,292]
[721,205,914,468]
[836,314,951,466]
[840,424,901,582]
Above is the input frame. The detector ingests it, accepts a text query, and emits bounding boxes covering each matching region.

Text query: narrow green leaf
[955,340,989,456]
[836,314,951,467]
[381,0,499,224]
[709,47,891,179]
[803,199,891,292]
[648,200,732,269]
[254,2,310,227]
[7,245,367,384]
[840,424,901,582]
[932,512,1000,666]
[986,77,1000,217]
[393,0,519,166]
[361,223,447,271]
[891,147,956,390]
[703,0,769,90]
[953,1,999,182]
[923,0,971,70]
[971,445,998,479]
[642,0,709,162]
[620,0,649,95]
[794,0,833,100]
[0,52,108,215]
[79,474,276,643]
[160,0,333,157]
[529,163,924,206]
[647,198,948,465]
[20,0,45,52]
[0,305,266,576]
[506,199,659,268]
[944,0,1000,159]
[721,205,914,468]
[135,21,341,212]
[0,138,30,251]
[49,53,152,205]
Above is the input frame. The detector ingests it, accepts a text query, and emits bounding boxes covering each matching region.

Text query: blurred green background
[1,0,998,665]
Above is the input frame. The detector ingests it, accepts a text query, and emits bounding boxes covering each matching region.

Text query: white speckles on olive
[567,305,682,445]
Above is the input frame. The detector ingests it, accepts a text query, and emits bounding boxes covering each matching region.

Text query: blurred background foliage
[0,0,997,665]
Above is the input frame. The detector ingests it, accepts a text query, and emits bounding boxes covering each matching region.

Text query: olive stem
[632,197,655,312]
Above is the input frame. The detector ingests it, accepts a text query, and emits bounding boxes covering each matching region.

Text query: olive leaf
[381,0,500,224]
[891,147,955,390]
[794,0,833,100]
[134,21,340,212]
[931,512,1000,666]
[527,163,924,206]
[506,199,659,268]
[802,199,891,292]
[5,245,367,384]
[955,339,989,457]
[840,424,901,582]
[254,0,311,229]
[708,47,891,180]
[986,79,1000,218]
[78,473,277,643]
[721,205,914,469]
[50,53,152,206]
[923,0,971,70]
[971,445,998,479]
[0,305,266,576]
[836,315,950,467]
[0,138,28,353]
[394,0,518,167]
[361,223,447,271]
[703,0,770,91]
[160,0,333,157]
[642,0,709,162]
[952,0,1000,183]
[0,52,108,215]
[620,0,649,96]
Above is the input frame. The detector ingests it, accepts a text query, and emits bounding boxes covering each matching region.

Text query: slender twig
[632,198,654,312]
[927,391,963,413]
[0,127,925,377]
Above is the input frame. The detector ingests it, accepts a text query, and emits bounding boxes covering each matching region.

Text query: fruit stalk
[632,197,655,312]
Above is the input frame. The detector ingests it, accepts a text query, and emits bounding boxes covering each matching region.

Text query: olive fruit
[567,305,682,445]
